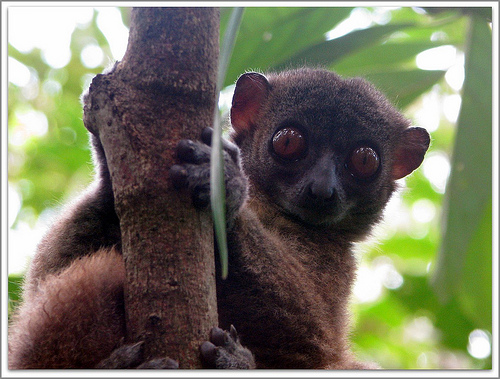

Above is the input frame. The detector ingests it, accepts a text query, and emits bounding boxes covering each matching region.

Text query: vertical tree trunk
[83,7,219,368]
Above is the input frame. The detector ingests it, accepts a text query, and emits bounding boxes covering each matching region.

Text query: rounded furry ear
[392,127,431,180]
[230,72,271,133]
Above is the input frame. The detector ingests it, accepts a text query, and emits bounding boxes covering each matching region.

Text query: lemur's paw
[200,325,255,369]
[169,128,248,226]
[169,137,212,209]
[96,341,178,369]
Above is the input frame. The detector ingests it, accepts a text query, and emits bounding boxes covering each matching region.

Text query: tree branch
[83,7,220,368]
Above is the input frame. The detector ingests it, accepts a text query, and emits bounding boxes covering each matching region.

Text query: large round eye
[272,127,306,160]
[347,146,380,179]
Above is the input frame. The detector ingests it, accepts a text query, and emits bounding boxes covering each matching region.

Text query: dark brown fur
[9,68,429,369]
[9,249,125,369]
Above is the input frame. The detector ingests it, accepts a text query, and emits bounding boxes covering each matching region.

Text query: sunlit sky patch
[9,109,48,147]
[95,7,129,62]
[8,57,30,87]
[467,329,492,359]
[416,45,458,71]
[423,152,452,194]
[9,7,127,69]
[9,7,95,68]
[81,44,104,68]
[326,7,396,40]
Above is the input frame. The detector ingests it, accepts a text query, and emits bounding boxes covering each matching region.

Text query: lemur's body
[9,68,430,369]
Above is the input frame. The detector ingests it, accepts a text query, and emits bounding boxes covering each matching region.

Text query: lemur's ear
[231,72,271,133]
[392,127,430,179]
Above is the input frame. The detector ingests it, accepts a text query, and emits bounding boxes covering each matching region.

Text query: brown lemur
[8,67,430,369]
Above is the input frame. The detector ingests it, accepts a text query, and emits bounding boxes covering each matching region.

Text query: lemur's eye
[347,146,380,179]
[272,127,306,160]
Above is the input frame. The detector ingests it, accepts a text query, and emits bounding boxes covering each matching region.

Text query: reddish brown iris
[272,127,306,160]
[347,146,380,179]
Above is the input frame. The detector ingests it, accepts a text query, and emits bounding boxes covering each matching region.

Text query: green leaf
[225,7,353,85]
[211,7,245,279]
[434,297,476,350]
[360,69,446,109]
[272,23,414,71]
[333,41,449,76]
[431,15,492,329]
[457,200,492,330]
[423,7,492,22]
[8,273,24,316]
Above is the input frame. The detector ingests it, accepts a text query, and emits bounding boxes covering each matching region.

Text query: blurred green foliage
[8,6,493,369]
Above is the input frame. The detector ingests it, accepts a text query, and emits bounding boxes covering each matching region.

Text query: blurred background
[6,6,494,370]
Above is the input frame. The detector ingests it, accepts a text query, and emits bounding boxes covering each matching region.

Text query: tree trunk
[83,7,219,368]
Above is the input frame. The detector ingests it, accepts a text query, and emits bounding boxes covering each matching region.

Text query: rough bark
[83,7,219,368]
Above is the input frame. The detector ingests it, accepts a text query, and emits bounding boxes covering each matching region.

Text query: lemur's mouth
[281,200,346,227]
